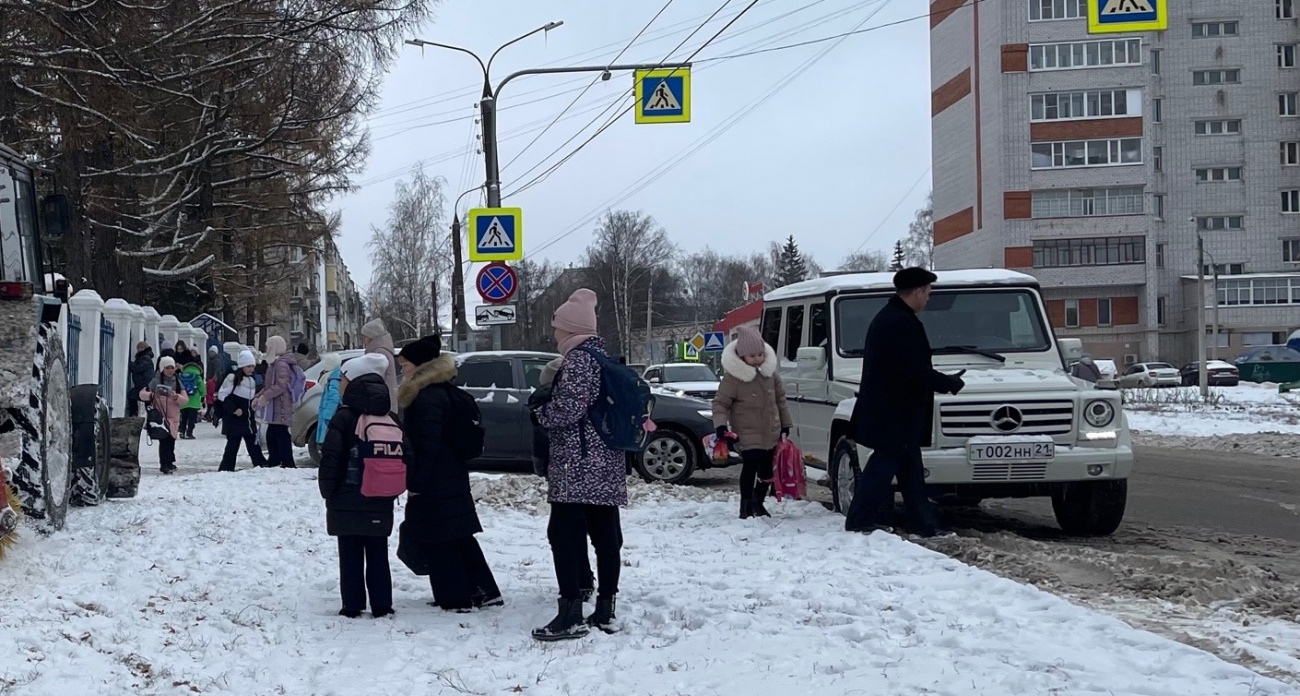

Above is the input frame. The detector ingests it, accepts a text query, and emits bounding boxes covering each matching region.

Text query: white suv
[762,270,1132,536]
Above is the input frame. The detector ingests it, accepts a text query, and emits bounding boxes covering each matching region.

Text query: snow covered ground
[2,431,1297,695]
[1124,383,1300,439]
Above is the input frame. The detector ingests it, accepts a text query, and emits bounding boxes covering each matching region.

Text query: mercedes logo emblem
[989,405,1024,433]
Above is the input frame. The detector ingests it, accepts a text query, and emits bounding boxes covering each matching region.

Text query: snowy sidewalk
[1,459,1296,694]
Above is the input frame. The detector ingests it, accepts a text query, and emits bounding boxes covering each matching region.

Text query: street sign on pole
[634,68,691,124]
[683,342,700,361]
[688,332,706,354]
[1087,0,1166,34]
[476,262,518,304]
[468,207,523,262]
[475,304,517,326]
[702,331,726,352]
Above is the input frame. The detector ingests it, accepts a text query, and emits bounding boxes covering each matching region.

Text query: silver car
[1119,361,1181,388]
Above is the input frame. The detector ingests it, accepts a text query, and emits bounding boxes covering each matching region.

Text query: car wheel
[1051,480,1127,536]
[635,429,696,485]
[8,324,72,530]
[307,438,322,467]
[828,437,861,514]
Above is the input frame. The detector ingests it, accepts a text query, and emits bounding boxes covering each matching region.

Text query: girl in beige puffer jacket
[712,325,792,518]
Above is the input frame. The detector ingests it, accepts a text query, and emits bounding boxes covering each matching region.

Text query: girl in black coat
[216,350,268,471]
[396,335,502,613]
[318,360,399,619]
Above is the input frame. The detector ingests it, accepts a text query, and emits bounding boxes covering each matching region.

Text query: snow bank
[2,462,1294,694]
[1125,384,1300,438]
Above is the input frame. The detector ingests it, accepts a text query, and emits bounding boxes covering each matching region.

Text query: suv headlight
[1084,399,1116,428]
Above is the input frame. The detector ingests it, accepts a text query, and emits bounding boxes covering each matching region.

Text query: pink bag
[769,436,807,502]
[354,414,406,498]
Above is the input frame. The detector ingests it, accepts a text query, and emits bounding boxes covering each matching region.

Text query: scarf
[558,333,597,356]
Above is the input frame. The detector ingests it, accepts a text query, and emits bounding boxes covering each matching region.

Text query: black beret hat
[401,334,442,366]
[893,267,938,292]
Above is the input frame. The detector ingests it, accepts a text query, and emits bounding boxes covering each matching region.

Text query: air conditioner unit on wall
[1124,354,1139,366]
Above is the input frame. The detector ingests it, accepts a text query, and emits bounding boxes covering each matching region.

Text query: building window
[1284,190,1300,213]
[1193,69,1241,85]
[1032,236,1147,268]
[1198,215,1245,230]
[1281,45,1298,68]
[1097,298,1113,327]
[1153,147,1163,172]
[1282,93,1300,117]
[1154,194,1165,219]
[1028,40,1143,71]
[1030,0,1087,21]
[1195,119,1242,135]
[1284,240,1300,263]
[1152,98,1162,123]
[1242,332,1274,347]
[1281,0,1296,20]
[1031,186,1144,218]
[1284,142,1300,166]
[1192,21,1239,38]
[1031,138,1142,169]
[1151,49,1161,75]
[1029,89,1140,121]
[1218,277,1300,307]
[1064,299,1080,328]
[1156,243,1165,268]
[1205,263,1246,276]
[1195,167,1243,182]
[1156,296,1166,325]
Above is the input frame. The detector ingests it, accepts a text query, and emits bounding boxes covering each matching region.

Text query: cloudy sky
[333,0,934,289]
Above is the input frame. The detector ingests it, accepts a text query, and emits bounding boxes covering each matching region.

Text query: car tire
[828,437,861,514]
[1051,479,1127,536]
[307,438,322,467]
[69,385,111,507]
[8,323,72,530]
[635,429,696,485]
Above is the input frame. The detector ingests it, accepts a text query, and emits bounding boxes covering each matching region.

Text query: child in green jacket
[178,358,206,440]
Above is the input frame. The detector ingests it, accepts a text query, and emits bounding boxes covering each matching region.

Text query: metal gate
[67,313,82,383]
[99,317,115,404]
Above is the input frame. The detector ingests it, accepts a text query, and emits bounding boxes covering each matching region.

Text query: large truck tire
[8,322,72,531]
[70,385,111,507]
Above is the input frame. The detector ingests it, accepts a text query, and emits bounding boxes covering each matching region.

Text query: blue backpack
[571,346,656,452]
[178,368,199,397]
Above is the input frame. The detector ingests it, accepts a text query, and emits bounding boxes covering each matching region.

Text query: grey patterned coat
[535,337,628,507]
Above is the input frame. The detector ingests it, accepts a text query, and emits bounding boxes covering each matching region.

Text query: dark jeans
[220,434,267,471]
[180,409,199,436]
[740,448,774,498]
[265,424,294,467]
[126,398,139,417]
[427,537,501,610]
[549,503,622,601]
[337,536,392,613]
[159,436,176,470]
[844,446,939,535]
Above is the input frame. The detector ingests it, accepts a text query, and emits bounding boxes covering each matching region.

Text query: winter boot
[586,595,619,634]
[580,569,595,603]
[751,482,771,518]
[739,496,753,519]
[531,598,590,642]
[338,608,362,619]
[372,607,395,619]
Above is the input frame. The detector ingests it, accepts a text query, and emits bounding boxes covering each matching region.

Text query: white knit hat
[237,350,256,368]
[159,356,176,370]
[341,353,388,381]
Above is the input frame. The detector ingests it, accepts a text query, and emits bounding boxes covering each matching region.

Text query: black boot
[739,495,753,519]
[752,483,771,518]
[532,598,590,642]
[586,595,619,634]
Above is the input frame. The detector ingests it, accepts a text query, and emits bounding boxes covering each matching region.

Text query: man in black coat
[127,342,155,417]
[846,267,966,537]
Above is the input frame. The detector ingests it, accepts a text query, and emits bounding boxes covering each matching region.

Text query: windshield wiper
[932,345,1007,363]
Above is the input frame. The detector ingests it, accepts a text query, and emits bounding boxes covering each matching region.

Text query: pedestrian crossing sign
[635,68,691,124]
[468,207,523,262]
[1088,0,1166,34]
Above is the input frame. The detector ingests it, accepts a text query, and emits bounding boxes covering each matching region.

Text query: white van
[762,269,1132,536]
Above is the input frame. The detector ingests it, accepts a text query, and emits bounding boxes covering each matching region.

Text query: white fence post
[159,315,180,350]
[142,307,162,356]
[102,299,136,417]
[67,290,105,387]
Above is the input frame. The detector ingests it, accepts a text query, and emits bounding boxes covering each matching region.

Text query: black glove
[946,370,967,395]
[715,426,729,440]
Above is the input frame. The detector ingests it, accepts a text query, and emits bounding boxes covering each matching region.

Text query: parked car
[1179,360,1240,387]
[298,349,364,392]
[456,351,729,484]
[1119,362,1181,388]
[642,363,721,400]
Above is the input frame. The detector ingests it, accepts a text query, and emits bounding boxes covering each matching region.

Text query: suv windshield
[836,289,1052,357]
[662,365,718,383]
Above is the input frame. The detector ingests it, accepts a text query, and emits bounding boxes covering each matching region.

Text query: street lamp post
[407,27,692,351]
[1196,223,1209,399]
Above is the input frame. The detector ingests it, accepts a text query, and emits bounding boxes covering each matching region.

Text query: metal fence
[68,313,82,383]
[99,317,115,404]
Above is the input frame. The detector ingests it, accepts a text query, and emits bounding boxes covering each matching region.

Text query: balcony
[1029,263,1148,289]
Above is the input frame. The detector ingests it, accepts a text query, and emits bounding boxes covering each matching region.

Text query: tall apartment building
[930,0,1300,366]
[275,238,364,352]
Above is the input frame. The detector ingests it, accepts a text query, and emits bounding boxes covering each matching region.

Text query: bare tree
[367,167,449,341]
[840,250,890,273]
[904,194,934,269]
[584,211,677,356]
[506,258,564,350]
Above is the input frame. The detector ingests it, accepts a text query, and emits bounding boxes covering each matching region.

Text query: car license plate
[968,440,1055,463]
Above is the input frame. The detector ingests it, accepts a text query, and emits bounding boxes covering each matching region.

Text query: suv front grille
[939,400,1074,437]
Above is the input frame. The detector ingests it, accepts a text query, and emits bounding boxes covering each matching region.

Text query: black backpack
[441,384,485,461]
[571,346,656,452]
[144,403,171,442]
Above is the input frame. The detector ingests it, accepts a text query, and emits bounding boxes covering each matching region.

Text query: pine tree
[889,240,906,271]
[776,235,809,287]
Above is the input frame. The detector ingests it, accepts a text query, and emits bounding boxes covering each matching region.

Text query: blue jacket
[315,367,344,444]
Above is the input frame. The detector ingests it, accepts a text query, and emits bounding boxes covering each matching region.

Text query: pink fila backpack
[354,414,406,498]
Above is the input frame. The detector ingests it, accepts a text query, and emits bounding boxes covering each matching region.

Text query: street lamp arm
[405,39,488,82]
[493,61,692,99]
[486,21,564,82]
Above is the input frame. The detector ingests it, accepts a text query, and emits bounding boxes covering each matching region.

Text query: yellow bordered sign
[468,207,523,262]
[634,68,691,124]
[1088,0,1167,34]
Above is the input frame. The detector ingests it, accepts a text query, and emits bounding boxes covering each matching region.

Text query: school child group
[303,293,795,643]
